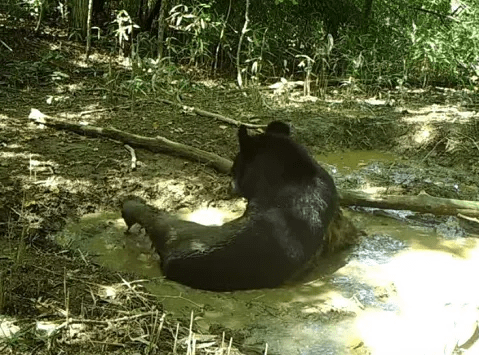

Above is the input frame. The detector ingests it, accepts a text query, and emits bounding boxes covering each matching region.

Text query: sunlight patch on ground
[0,317,20,339]
[181,207,227,226]
[0,149,98,190]
[360,186,388,195]
[403,105,477,123]
[363,98,389,106]
[36,321,87,338]
[30,175,93,192]
[98,285,119,299]
[355,245,479,355]
[413,125,432,144]
[197,79,223,88]
[0,151,40,160]
[179,206,243,226]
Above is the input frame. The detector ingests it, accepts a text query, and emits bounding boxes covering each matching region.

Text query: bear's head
[231,121,317,202]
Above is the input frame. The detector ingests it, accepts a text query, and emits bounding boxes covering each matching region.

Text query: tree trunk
[157,0,169,59]
[236,0,250,88]
[145,0,163,31]
[85,0,94,58]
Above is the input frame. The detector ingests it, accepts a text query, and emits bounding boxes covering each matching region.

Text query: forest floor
[1,17,479,355]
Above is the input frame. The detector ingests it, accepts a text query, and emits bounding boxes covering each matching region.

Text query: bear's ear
[265,121,290,136]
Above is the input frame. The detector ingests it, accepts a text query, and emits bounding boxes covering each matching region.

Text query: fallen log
[340,190,479,218]
[29,108,233,174]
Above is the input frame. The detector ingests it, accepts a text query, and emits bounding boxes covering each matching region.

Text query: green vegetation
[3,0,479,91]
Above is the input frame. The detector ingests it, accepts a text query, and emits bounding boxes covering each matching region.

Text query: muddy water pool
[54,151,479,355]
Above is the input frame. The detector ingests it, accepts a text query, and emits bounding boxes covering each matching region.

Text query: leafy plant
[112,10,140,57]
[167,2,219,66]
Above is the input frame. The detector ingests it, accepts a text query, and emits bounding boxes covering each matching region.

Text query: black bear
[122,121,340,291]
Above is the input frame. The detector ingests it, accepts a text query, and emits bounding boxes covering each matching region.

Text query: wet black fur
[122,121,339,291]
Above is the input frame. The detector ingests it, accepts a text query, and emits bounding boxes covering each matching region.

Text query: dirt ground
[1,18,479,355]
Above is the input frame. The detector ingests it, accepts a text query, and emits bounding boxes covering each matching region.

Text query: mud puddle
[316,150,399,173]
[52,150,479,355]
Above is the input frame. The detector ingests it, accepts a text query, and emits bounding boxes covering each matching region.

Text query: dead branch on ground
[124,144,137,170]
[156,98,265,129]
[340,190,479,219]
[29,109,233,174]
